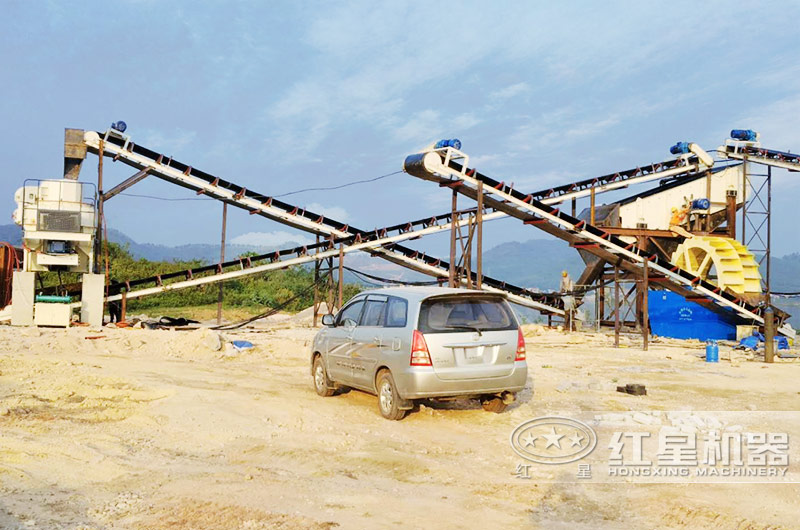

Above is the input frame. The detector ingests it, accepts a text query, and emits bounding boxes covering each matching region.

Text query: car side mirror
[321,314,335,327]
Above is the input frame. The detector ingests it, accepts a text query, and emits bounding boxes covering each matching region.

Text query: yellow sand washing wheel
[671,236,762,295]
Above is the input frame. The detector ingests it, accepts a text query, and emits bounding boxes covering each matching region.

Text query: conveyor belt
[84,208,563,313]
[78,129,702,314]
[404,148,794,337]
[722,144,800,172]
[83,130,562,313]
[84,129,704,310]
[72,216,568,312]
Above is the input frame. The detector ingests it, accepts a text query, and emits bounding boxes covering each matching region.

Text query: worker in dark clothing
[107,279,122,323]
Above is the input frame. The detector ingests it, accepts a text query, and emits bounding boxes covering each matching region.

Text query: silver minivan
[310,287,528,420]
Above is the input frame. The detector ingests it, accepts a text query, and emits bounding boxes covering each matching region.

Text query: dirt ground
[0,316,799,530]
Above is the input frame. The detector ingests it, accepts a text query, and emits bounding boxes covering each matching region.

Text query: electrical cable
[343,266,439,286]
[273,171,403,198]
[210,272,332,331]
[117,170,404,202]
[117,193,214,201]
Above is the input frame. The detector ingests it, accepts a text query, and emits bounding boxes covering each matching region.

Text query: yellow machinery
[671,236,762,296]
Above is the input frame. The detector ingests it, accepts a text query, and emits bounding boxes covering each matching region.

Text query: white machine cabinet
[11,179,99,326]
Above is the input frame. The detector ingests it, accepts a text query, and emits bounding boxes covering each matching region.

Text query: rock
[632,412,660,425]
[418,404,434,416]
[589,382,619,392]
[220,344,239,357]
[616,383,647,396]
[689,415,706,428]
[556,381,581,393]
[200,329,223,351]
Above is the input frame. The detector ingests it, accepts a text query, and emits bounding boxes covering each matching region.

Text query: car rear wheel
[481,396,507,413]
[376,370,406,421]
[313,355,335,397]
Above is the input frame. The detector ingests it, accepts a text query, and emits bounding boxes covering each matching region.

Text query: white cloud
[391,110,481,145]
[261,3,512,159]
[470,153,501,166]
[737,96,800,151]
[253,3,788,175]
[490,82,529,101]
[305,203,349,222]
[230,230,313,247]
[137,128,197,153]
[736,95,800,191]
[452,113,481,131]
[392,110,441,142]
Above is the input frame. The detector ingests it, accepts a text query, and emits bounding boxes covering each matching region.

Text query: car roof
[352,286,509,303]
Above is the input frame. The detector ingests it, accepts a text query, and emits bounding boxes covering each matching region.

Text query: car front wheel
[313,355,335,397]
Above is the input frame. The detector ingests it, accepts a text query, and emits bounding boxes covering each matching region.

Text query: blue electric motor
[691,198,711,210]
[730,129,757,141]
[111,120,127,133]
[435,138,462,150]
[670,141,691,155]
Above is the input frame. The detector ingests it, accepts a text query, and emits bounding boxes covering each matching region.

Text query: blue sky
[3,1,800,257]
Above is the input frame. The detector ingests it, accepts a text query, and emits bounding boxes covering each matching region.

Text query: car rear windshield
[417,296,517,333]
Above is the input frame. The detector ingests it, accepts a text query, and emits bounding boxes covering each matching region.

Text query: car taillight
[410,330,432,366]
[516,328,526,361]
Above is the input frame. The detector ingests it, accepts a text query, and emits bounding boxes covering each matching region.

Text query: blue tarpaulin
[738,333,789,351]
[648,291,738,341]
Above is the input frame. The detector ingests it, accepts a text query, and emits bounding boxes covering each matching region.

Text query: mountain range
[0,224,305,264]
[2,223,799,293]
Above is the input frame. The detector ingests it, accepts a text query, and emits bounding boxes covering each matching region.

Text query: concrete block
[11,271,35,326]
[34,303,71,327]
[81,273,104,328]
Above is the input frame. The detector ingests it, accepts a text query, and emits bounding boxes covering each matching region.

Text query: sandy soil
[0,319,798,529]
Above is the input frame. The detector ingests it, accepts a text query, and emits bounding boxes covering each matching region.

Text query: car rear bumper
[393,362,528,399]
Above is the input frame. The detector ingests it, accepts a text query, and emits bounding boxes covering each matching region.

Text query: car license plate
[464,347,483,362]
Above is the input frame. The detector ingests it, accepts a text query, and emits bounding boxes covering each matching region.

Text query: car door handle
[373,336,382,346]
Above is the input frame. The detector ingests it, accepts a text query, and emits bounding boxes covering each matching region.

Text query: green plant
[38,243,363,314]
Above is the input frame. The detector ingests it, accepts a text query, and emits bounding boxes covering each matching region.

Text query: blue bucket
[705,341,719,362]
